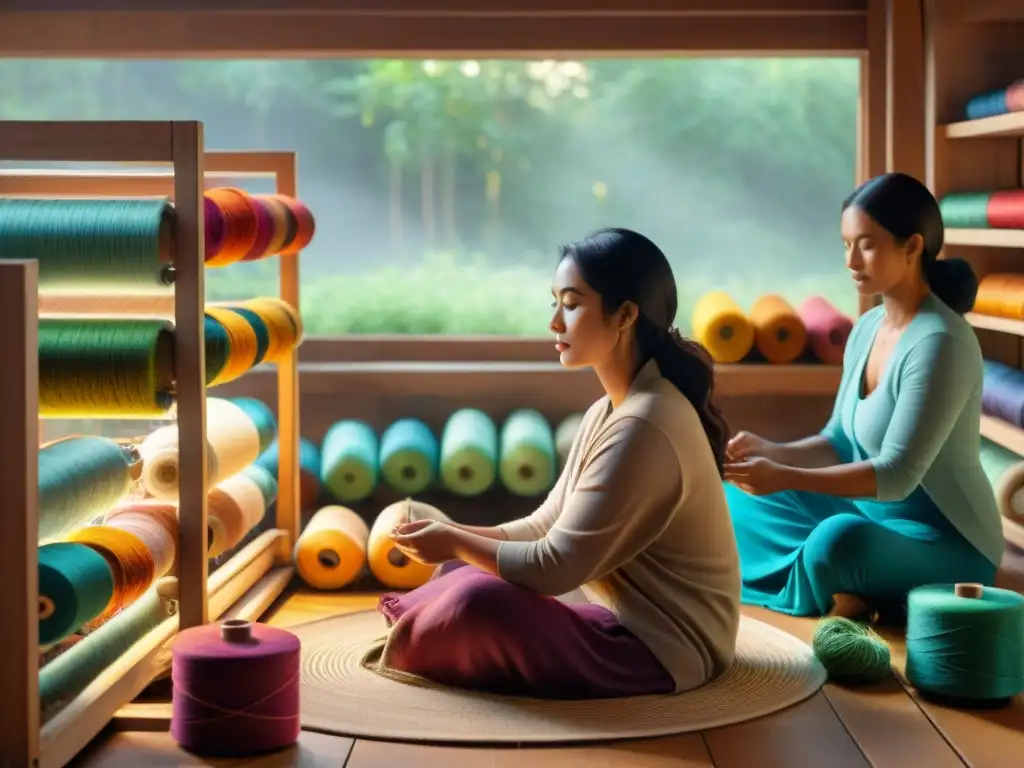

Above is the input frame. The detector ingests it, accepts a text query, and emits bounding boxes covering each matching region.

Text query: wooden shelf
[944,111,1024,139]
[966,312,1024,336]
[945,228,1024,248]
[981,415,1024,454]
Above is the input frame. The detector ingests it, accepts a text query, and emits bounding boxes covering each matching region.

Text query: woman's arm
[765,436,840,469]
[449,523,508,541]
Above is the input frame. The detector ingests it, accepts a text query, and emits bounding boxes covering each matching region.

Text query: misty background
[0,57,860,336]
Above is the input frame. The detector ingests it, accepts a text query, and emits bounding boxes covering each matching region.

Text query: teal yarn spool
[204,315,231,385]
[320,420,379,502]
[224,306,271,366]
[499,408,557,496]
[440,409,498,497]
[243,464,279,508]
[229,397,278,453]
[380,418,439,495]
[939,192,991,229]
[811,617,892,685]
[38,318,176,418]
[0,197,174,293]
[38,542,115,646]
[906,583,1024,705]
[39,436,133,542]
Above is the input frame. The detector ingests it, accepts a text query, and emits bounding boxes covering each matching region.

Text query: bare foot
[828,593,878,622]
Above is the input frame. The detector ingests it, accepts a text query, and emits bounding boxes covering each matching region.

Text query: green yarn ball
[812,617,892,685]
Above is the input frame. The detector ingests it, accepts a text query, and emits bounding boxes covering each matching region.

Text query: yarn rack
[0,122,305,768]
[925,7,1024,553]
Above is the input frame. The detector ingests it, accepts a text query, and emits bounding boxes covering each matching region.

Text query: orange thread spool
[204,187,259,267]
[67,525,156,623]
[749,294,808,364]
[107,500,180,577]
[276,195,316,255]
[976,274,1024,320]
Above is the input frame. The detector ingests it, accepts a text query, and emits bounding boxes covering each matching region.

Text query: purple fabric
[377,561,674,699]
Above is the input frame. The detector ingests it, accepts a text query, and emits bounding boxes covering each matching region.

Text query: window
[1,57,859,337]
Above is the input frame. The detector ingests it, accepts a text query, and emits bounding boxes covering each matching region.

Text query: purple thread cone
[171,622,301,757]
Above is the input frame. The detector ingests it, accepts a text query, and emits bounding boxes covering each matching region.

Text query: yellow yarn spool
[243,297,302,364]
[138,398,263,500]
[368,499,451,590]
[66,525,156,623]
[294,505,370,590]
[750,294,808,364]
[205,306,260,385]
[691,291,755,364]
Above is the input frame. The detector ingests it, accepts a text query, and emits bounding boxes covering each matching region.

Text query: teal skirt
[726,483,997,617]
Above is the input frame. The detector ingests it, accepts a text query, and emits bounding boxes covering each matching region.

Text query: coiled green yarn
[812,617,892,685]
[0,198,174,293]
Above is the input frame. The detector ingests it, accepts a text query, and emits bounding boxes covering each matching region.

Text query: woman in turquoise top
[723,172,1004,620]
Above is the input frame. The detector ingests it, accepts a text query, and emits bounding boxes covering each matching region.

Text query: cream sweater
[497,360,741,692]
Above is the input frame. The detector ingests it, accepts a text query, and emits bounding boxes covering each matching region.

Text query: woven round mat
[293,610,826,744]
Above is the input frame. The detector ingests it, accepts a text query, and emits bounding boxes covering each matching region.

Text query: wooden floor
[74,554,1024,768]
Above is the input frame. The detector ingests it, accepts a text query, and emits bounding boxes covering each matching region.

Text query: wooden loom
[0,123,305,767]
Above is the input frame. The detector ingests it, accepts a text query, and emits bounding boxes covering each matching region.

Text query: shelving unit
[0,125,301,767]
[924,0,1024,551]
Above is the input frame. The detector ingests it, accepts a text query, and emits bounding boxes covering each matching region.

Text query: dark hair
[842,172,977,314]
[560,227,730,476]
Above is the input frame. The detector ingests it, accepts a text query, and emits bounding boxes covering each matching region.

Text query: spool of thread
[965,89,1010,121]
[368,499,451,589]
[939,192,991,229]
[906,583,1024,705]
[39,577,179,713]
[103,501,179,579]
[205,307,260,385]
[204,195,226,258]
[975,274,1024,320]
[379,418,439,495]
[690,291,755,364]
[554,413,585,469]
[140,397,267,500]
[38,542,115,646]
[39,318,175,418]
[252,194,292,257]
[228,398,277,454]
[980,438,1024,525]
[499,409,556,496]
[255,437,321,512]
[320,420,379,503]
[66,524,157,622]
[241,196,276,262]
[982,359,1024,427]
[986,190,1024,229]
[811,617,891,685]
[276,195,316,255]
[1007,80,1024,112]
[439,409,498,497]
[203,187,259,267]
[235,297,303,364]
[294,505,370,590]
[749,294,807,364]
[0,197,174,294]
[797,296,853,365]
[171,619,301,757]
[39,436,133,543]
[206,468,275,558]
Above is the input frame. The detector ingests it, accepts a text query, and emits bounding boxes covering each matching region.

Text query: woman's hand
[726,431,776,461]
[390,519,458,566]
[723,456,791,496]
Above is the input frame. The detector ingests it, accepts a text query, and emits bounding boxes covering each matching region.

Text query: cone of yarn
[379,418,439,495]
[66,525,157,623]
[203,187,259,267]
[139,398,264,500]
[227,397,277,454]
[206,470,273,558]
[38,542,115,646]
[368,499,451,589]
[749,294,807,364]
[797,296,853,365]
[439,409,498,497]
[294,505,370,590]
[171,620,301,757]
[499,409,556,496]
[103,501,179,579]
[320,420,379,503]
[690,291,755,363]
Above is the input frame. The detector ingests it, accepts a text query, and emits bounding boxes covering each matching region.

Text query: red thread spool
[204,188,260,267]
[277,195,316,255]
[241,196,277,262]
[986,190,1024,229]
[171,619,302,757]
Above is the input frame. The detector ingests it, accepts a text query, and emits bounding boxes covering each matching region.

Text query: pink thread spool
[798,296,853,365]
[170,619,301,757]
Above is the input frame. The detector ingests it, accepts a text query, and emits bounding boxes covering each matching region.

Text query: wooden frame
[0,127,302,766]
[921,0,1024,551]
